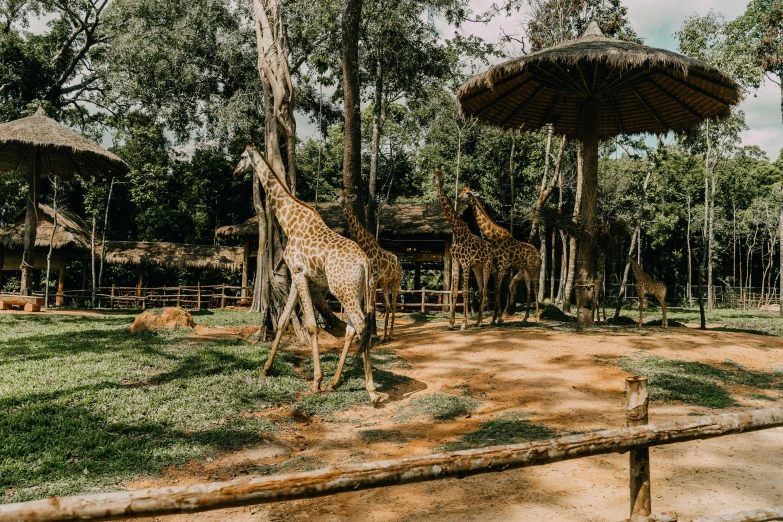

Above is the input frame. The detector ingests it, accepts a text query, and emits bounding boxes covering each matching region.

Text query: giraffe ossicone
[234,145,382,406]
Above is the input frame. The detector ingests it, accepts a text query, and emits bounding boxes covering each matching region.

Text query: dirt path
[124,318,783,521]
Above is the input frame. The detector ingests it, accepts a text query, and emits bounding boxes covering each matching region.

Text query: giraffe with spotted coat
[627,256,668,328]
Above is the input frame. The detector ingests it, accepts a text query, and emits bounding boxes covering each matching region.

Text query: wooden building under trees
[216,201,472,292]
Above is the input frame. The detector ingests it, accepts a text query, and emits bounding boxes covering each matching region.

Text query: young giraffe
[234,145,381,406]
[627,256,668,328]
[432,170,493,330]
[338,189,402,341]
[458,186,541,322]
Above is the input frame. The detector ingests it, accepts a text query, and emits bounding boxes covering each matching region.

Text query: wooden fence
[51,285,253,310]
[0,377,781,522]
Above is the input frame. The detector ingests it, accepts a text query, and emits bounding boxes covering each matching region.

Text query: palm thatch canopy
[99,241,245,272]
[0,204,91,251]
[457,21,742,138]
[0,108,129,180]
[216,201,467,240]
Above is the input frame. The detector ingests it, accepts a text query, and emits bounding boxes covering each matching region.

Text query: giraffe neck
[342,201,377,251]
[630,260,648,283]
[469,196,511,241]
[248,149,311,233]
[435,183,471,242]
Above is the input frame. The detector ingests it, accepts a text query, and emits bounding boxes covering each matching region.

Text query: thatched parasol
[0,108,128,295]
[457,21,742,324]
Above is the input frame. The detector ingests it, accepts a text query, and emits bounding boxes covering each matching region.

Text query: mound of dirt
[130,307,196,333]
[538,303,574,322]
[606,315,637,326]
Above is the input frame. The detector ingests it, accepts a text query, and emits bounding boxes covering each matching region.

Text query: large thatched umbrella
[0,108,128,295]
[457,21,742,325]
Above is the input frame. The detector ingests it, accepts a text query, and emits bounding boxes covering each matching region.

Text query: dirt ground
[118,316,783,522]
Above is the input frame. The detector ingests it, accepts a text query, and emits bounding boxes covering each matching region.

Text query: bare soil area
[123,317,783,522]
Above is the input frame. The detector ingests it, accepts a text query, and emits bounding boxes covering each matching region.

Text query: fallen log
[689,506,783,522]
[0,408,781,522]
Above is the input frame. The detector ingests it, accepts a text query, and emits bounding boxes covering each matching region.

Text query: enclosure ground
[2,307,783,521]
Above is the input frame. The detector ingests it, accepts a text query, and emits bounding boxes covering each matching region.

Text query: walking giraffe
[432,170,493,330]
[627,256,668,328]
[233,145,381,405]
[458,186,541,322]
[338,189,402,341]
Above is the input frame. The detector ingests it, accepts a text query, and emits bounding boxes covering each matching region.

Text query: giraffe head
[338,189,357,209]
[627,256,636,264]
[233,144,258,176]
[458,185,477,205]
[432,169,444,188]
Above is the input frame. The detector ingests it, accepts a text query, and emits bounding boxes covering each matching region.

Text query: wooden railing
[54,285,253,310]
[0,377,780,522]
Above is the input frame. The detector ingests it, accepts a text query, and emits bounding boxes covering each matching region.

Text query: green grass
[398,393,480,422]
[609,306,783,336]
[438,411,560,451]
[0,312,386,502]
[617,355,783,408]
[189,309,264,327]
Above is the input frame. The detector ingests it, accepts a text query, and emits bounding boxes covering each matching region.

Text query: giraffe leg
[477,262,491,327]
[505,271,524,317]
[473,266,483,327]
[449,262,459,330]
[639,292,644,327]
[261,279,299,378]
[530,270,540,320]
[340,306,380,405]
[388,276,399,341]
[381,282,391,342]
[328,322,356,391]
[461,267,470,330]
[291,272,322,391]
[493,261,509,325]
[659,290,668,328]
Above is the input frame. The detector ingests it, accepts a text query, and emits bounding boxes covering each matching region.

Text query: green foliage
[617,355,783,408]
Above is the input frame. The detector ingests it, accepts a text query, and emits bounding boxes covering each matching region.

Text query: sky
[440,0,782,160]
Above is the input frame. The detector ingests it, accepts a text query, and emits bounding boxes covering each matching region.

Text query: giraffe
[432,170,493,330]
[233,145,381,406]
[458,186,541,322]
[338,189,403,342]
[627,256,668,328]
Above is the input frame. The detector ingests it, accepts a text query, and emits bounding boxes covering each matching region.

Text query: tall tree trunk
[697,124,710,329]
[251,0,307,343]
[45,178,58,307]
[368,51,383,235]
[20,152,40,296]
[574,99,599,325]
[509,131,515,236]
[538,227,546,302]
[91,216,96,308]
[562,152,582,313]
[550,228,556,301]
[779,184,783,317]
[98,176,115,287]
[687,195,693,307]
[707,165,715,309]
[342,0,365,223]
[614,169,653,320]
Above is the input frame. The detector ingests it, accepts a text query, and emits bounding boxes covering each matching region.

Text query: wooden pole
[1,407,782,522]
[241,237,250,300]
[197,271,202,311]
[221,283,226,309]
[110,285,115,309]
[20,151,40,296]
[421,288,426,313]
[627,376,651,519]
[136,268,143,297]
[177,285,181,308]
[56,258,66,307]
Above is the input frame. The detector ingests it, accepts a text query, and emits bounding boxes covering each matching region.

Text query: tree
[341,0,365,222]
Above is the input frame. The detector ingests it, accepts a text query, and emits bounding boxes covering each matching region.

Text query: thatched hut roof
[99,241,245,271]
[216,201,467,239]
[457,21,742,137]
[0,108,129,180]
[0,204,91,251]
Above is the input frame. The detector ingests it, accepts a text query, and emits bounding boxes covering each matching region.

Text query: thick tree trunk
[707,166,715,309]
[91,216,96,308]
[509,132,515,236]
[779,185,783,317]
[687,196,693,307]
[342,0,366,223]
[698,128,710,329]
[20,152,40,296]
[538,226,546,302]
[575,98,599,325]
[550,228,556,301]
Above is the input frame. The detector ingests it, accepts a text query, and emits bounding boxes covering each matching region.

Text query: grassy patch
[617,355,783,408]
[0,313,284,503]
[357,429,409,444]
[438,411,560,451]
[399,393,480,422]
[256,456,324,476]
[747,393,778,401]
[190,309,262,327]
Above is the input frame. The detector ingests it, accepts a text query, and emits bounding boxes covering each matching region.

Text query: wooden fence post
[421,288,426,313]
[197,281,201,311]
[626,376,651,520]
[220,284,226,309]
[177,286,182,308]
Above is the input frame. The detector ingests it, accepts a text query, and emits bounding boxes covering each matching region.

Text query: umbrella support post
[20,152,40,296]
[576,97,599,326]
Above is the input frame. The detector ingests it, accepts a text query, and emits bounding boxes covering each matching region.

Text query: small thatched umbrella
[457,21,742,324]
[0,108,128,295]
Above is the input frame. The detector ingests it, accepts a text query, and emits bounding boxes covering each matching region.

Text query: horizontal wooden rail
[689,506,783,522]
[1,407,781,522]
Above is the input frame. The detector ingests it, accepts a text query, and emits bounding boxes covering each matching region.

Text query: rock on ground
[130,307,196,333]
